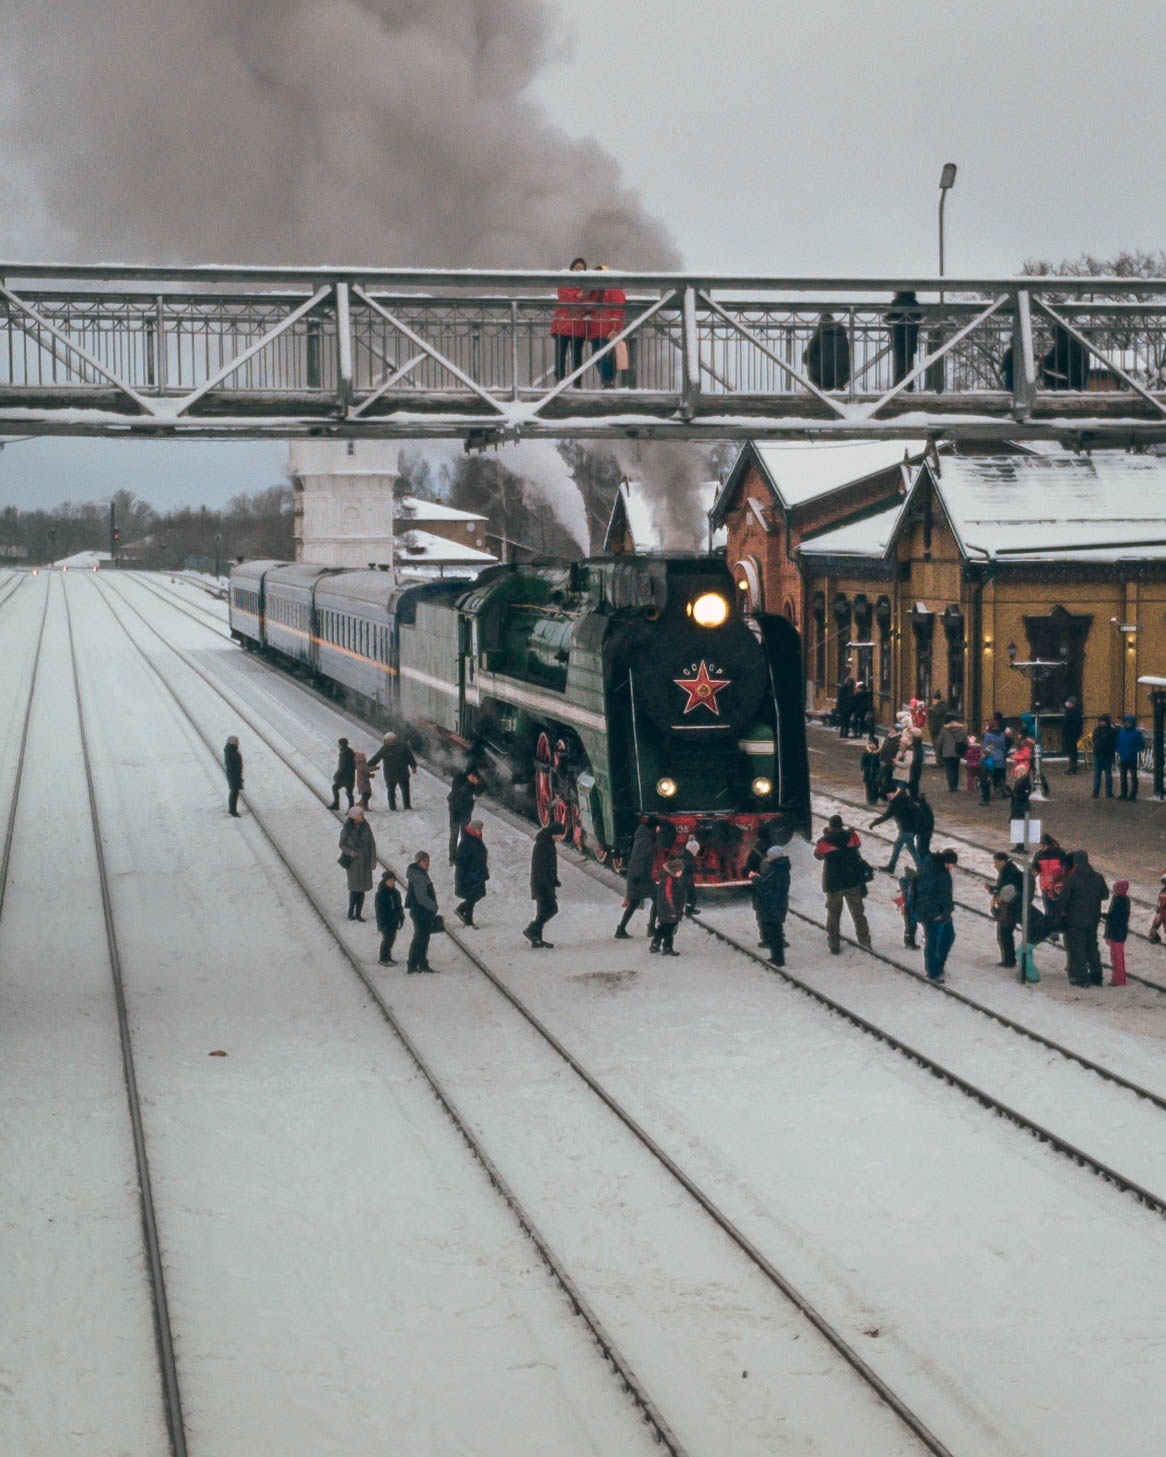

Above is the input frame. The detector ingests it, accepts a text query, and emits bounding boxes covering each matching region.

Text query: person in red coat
[588,265,626,387]
[551,257,589,382]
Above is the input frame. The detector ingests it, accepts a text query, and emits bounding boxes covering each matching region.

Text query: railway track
[0,576,49,926]
[111,568,1166,1218]
[93,573,957,1457]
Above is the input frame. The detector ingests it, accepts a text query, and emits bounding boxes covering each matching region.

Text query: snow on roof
[395,495,488,524]
[932,453,1166,561]
[798,498,907,559]
[53,550,112,567]
[394,528,497,564]
[753,439,929,507]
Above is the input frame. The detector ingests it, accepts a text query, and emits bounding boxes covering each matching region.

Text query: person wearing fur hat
[1104,881,1131,986]
[368,730,417,810]
[223,735,243,817]
[454,819,489,927]
[752,844,792,966]
[338,804,376,921]
[650,859,686,956]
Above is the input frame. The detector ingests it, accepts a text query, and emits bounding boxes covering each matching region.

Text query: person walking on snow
[223,735,243,817]
[447,767,482,864]
[615,817,659,939]
[330,737,356,811]
[368,730,417,810]
[1104,880,1130,986]
[752,844,792,966]
[872,786,918,875]
[374,869,404,966]
[354,750,374,810]
[453,819,489,927]
[988,852,1024,968]
[813,815,871,955]
[916,848,959,983]
[338,805,376,922]
[524,820,566,948]
[649,860,686,956]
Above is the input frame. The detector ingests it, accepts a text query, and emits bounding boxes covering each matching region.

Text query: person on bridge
[338,805,376,922]
[223,735,243,817]
[814,814,872,955]
[1058,849,1108,987]
[368,731,417,810]
[884,290,923,389]
[587,266,626,388]
[804,313,851,392]
[330,736,356,811]
[454,819,489,928]
[1115,714,1146,801]
[1040,324,1089,390]
[524,820,566,948]
[551,257,589,383]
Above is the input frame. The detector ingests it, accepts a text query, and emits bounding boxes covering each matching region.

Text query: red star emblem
[674,660,731,715]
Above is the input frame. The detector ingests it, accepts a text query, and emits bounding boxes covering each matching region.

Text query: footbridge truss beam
[2,263,1166,446]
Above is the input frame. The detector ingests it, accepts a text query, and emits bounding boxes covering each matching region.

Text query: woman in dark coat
[752,846,792,965]
[338,805,377,921]
[223,735,243,817]
[454,820,489,927]
[615,818,658,938]
[650,860,686,956]
[524,821,566,948]
[375,870,404,966]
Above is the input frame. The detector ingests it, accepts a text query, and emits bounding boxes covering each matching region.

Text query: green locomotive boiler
[395,554,810,883]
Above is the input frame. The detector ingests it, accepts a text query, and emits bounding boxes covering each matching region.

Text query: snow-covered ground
[4,567,1166,1456]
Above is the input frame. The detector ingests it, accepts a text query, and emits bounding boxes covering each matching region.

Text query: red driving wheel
[534,732,554,827]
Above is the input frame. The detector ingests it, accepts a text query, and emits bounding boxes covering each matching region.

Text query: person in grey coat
[338,804,377,921]
[405,852,439,972]
[1058,849,1109,987]
[615,817,659,939]
[223,735,243,817]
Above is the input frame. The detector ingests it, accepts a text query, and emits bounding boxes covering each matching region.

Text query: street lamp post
[927,163,958,392]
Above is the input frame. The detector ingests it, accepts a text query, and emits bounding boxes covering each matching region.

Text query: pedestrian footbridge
[3,263,1166,445]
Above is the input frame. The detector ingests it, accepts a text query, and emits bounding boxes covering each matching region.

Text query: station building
[714,444,1166,747]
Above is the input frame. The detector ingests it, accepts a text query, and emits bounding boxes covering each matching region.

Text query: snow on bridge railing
[1,264,1166,443]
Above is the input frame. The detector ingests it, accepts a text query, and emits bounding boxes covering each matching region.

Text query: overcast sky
[2,0,1163,510]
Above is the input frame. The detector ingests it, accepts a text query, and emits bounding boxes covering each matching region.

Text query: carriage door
[457,613,474,740]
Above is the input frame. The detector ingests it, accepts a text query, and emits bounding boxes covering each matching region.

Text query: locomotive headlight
[689,591,729,628]
[656,777,678,798]
[751,776,773,798]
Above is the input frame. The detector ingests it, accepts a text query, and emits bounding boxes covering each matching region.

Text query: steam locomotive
[230,555,810,884]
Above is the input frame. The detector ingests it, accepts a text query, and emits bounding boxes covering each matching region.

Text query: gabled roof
[907,453,1166,563]
[395,528,498,564]
[711,439,927,526]
[797,497,907,560]
[395,495,488,525]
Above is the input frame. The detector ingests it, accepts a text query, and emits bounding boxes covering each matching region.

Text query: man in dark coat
[885,290,922,388]
[988,852,1024,968]
[1058,849,1109,986]
[223,735,243,817]
[915,848,958,983]
[872,787,918,875]
[752,845,792,966]
[405,852,439,972]
[926,691,947,765]
[374,870,404,966]
[813,814,871,954]
[834,675,856,736]
[330,737,356,811]
[804,313,851,392]
[524,821,566,948]
[615,817,659,938]
[649,860,686,956]
[1091,713,1116,799]
[912,791,935,860]
[447,768,482,863]
[453,820,489,927]
[368,731,417,810]
[1115,715,1146,801]
[1061,698,1084,775]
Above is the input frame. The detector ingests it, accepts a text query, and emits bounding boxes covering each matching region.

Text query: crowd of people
[217,690,1163,991]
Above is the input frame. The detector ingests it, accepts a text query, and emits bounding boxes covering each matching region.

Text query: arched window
[875,595,893,699]
[942,604,965,713]
[911,602,935,702]
[832,592,851,686]
[732,556,763,614]
[811,590,827,688]
[852,592,874,690]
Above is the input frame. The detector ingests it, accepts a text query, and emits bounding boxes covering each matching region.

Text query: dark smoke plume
[0,1,680,270]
